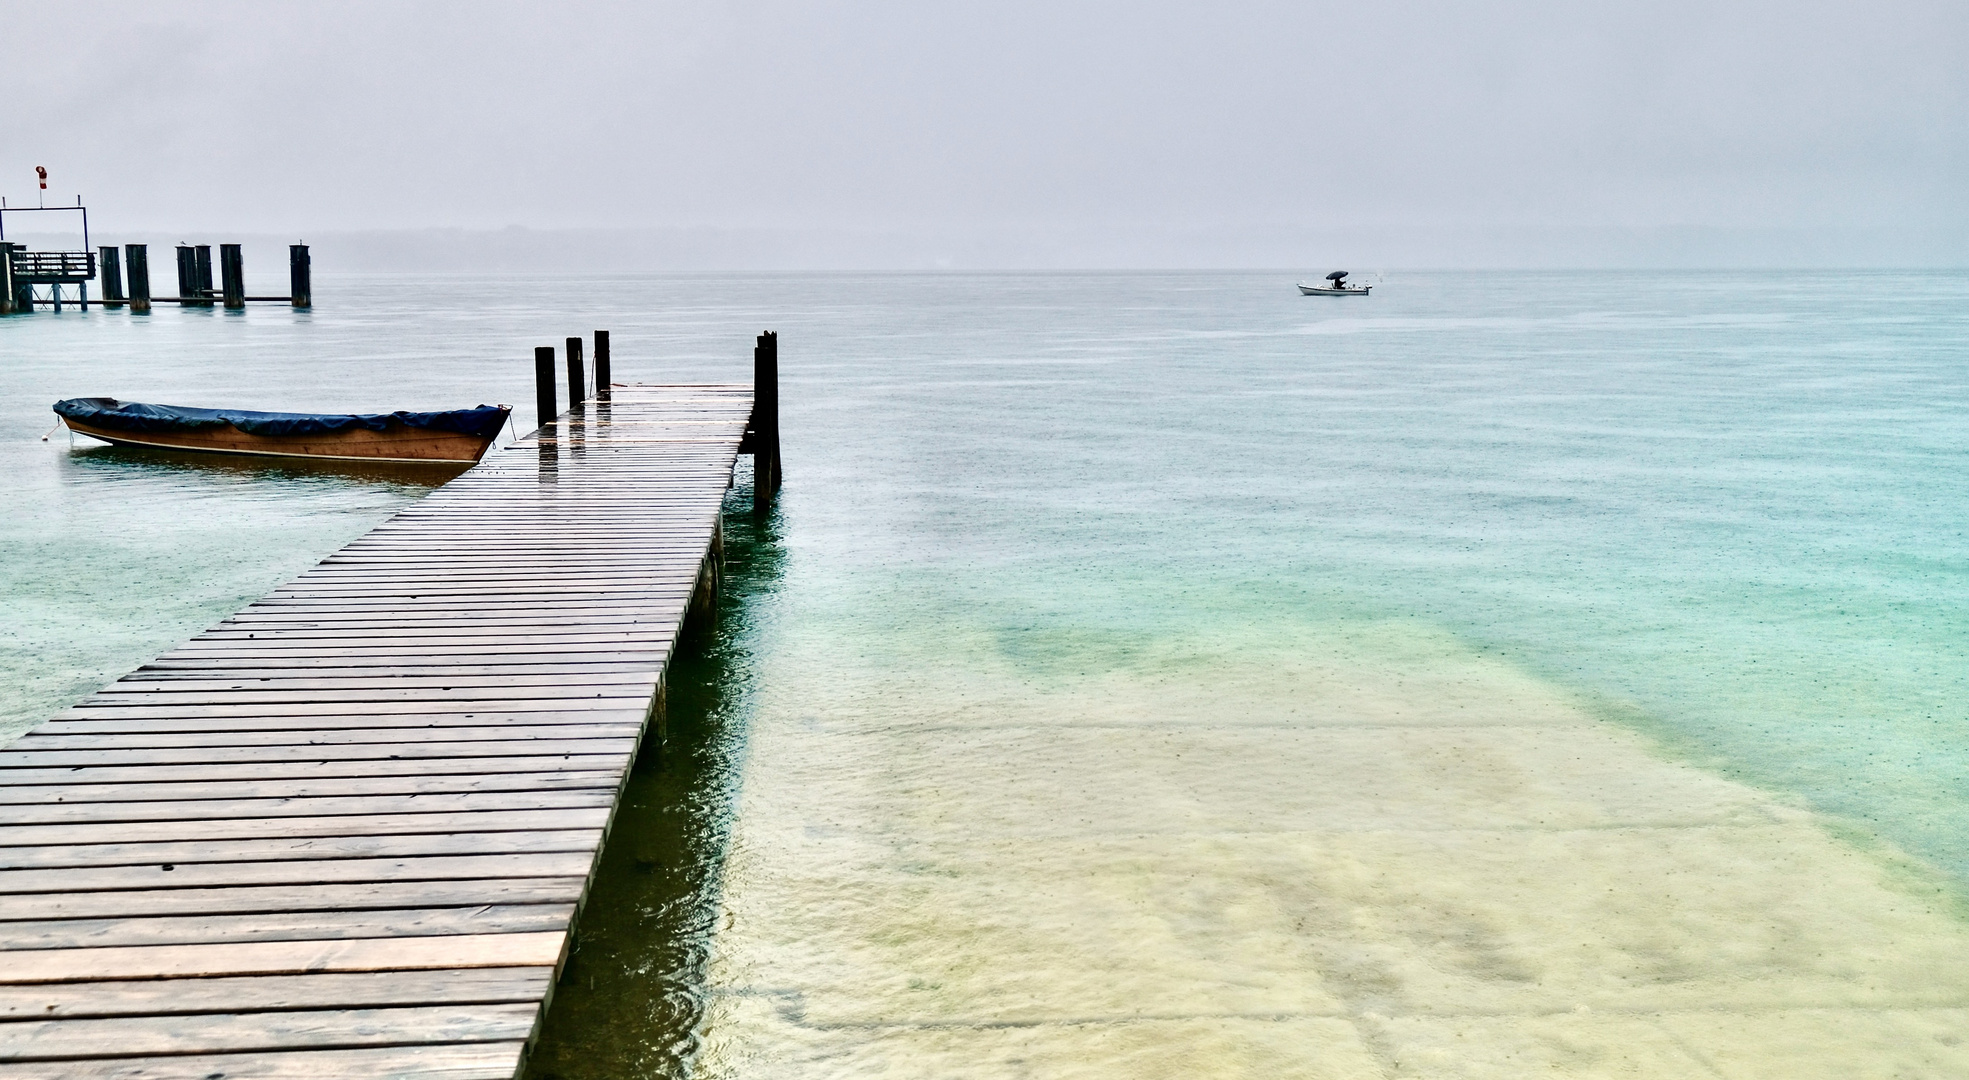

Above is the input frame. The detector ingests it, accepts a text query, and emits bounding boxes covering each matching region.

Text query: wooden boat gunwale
[57,405,511,466]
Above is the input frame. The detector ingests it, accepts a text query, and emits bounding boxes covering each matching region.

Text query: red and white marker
[35,166,46,190]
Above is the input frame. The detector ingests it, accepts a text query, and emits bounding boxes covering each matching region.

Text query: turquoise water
[5,271,1969,1072]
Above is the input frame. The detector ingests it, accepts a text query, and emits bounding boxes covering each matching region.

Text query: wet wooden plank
[0,880,586,922]
[0,903,578,951]
[0,969,550,1020]
[0,1042,528,1079]
[0,852,599,894]
[0,1003,541,1058]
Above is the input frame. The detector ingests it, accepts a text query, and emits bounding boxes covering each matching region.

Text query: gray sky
[2,1,1964,265]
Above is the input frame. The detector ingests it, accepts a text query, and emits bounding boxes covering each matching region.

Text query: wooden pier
[0,358,773,1076]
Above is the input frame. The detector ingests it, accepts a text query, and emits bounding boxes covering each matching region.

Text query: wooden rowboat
[54,398,512,465]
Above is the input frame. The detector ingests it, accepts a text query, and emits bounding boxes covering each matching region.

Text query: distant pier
[0,334,782,1078]
[0,201,311,314]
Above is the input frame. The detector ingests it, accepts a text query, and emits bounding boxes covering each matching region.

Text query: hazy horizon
[2,1,1964,268]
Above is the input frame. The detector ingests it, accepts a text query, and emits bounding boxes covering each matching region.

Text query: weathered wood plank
[0,1003,541,1058]
[0,806,611,848]
[0,852,599,894]
[0,773,626,808]
[0,932,567,983]
[0,790,612,826]
[0,880,587,922]
[0,1042,529,1079]
[0,827,607,871]
[0,903,577,952]
[0,969,549,1020]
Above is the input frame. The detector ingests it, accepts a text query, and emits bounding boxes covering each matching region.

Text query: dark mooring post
[220,244,245,310]
[174,245,197,307]
[193,246,214,306]
[534,346,557,431]
[98,247,125,309]
[594,330,610,398]
[126,245,151,313]
[565,336,586,409]
[289,243,311,308]
[0,244,14,315]
[753,330,780,511]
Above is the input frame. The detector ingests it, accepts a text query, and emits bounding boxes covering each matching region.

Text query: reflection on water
[524,484,783,1080]
[60,442,471,489]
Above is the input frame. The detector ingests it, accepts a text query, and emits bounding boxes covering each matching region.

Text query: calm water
[5,271,1969,1073]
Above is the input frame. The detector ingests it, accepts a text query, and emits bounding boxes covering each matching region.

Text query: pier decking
[0,383,755,1078]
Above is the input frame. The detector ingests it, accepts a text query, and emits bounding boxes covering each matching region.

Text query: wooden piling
[126,244,152,313]
[535,346,557,431]
[565,337,586,410]
[220,244,245,309]
[0,243,14,315]
[174,245,197,307]
[193,245,215,306]
[290,243,311,308]
[594,331,611,399]
[98,246,125,309]
[753,330,780,510]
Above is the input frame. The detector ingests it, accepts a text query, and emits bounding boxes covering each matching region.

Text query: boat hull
[1297,284,1372,295]
[61,416,503,464]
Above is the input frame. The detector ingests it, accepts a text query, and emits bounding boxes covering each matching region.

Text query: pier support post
[535,346,557,431]
[594,331,610,399]
[99,247,125,309]
[220,244,245,309]
[565,336,586,410]
[752,330,780,511]
[0,244,14,315]
[193,245,214,306]
[174,245,196,307]
[289,243,311,308]
[126,245,151,313]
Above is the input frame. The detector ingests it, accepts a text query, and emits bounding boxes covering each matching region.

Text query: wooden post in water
[193,245,214,306]
[0,244,14,315]
[565,336,586,410]
[594,330,610,398]
[289,243,311,308]
[753,330,780,510]
[98,247,125,309]
[126,244,151,313]
[220,244,245,309]
[535,346,557,431]
[174,245,196,307]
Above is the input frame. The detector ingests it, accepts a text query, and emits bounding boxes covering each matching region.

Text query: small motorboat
[53,398,512,464]
[1297,270,1371,296]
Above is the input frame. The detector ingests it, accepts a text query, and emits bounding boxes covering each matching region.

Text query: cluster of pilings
[0,242,311,314]
[529,330,781,510]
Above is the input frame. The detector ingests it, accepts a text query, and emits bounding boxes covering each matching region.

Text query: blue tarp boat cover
[53,398,510,439]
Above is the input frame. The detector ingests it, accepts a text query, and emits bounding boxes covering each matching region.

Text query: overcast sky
[1,1,1963,264]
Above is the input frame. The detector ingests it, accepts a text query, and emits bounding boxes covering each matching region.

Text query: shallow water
[5,271,1969,1075]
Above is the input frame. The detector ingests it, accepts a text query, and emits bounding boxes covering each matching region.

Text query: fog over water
[1,1,1965,266]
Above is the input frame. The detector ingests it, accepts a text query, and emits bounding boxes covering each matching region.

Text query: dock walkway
[0,384,754,1078]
